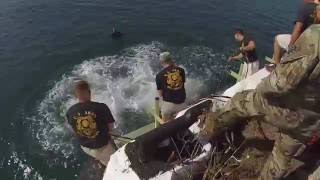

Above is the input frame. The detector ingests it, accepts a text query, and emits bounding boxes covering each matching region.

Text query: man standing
[156,52,186,124]
[66,80,115,166]
[229,29,259,79]
[273,0,319,64]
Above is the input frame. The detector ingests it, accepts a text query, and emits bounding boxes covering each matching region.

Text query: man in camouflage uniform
[201,25,320,179]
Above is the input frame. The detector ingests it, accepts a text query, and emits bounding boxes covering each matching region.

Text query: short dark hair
[74,80,90,92]
[235,28,244,35]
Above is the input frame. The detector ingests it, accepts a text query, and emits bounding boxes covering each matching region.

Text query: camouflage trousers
[217,90,310,179]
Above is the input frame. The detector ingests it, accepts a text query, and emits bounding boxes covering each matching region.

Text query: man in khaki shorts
[228,29,260,79]
[273,0,320,64]
[66,80,116,166]
[155,52,186,124]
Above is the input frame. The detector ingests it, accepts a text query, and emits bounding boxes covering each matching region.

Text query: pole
[154,97,161,128]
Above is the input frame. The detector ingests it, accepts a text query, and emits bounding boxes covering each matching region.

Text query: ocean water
[0,0,299,179]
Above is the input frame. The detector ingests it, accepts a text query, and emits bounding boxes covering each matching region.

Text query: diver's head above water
[159,52,175,67]
[234,28,245,42]
[111,26,123,39]
[74,80,91,103]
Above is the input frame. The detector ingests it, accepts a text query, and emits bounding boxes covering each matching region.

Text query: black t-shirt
[156,65,186,104]
[66,102,115,149]
[240,37,258,63]
[296,2,317,31]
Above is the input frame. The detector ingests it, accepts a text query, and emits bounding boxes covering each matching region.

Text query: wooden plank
[230,71,241,80]
[230,63,244,82]
[124,123,155,139]
[238,63,243,82]
[114,122,155,147]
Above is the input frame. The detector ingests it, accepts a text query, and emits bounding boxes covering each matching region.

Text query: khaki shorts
[241,60,259,79]
[81,141,116,166]
[310,166,320,180]
[160,101,186,123]
[276,34,291,51]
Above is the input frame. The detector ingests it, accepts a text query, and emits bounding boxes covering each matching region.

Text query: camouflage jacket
[255,25,320,144]
[257,25,320,112]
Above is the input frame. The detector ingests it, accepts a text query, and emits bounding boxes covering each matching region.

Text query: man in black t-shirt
[228,29,260,79]
[66,80,115,166]
[156,52,186,123]
[273,1,320,64]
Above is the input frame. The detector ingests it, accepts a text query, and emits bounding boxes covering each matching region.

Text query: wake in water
[16,42,234,179]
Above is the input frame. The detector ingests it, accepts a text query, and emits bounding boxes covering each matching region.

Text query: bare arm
[108,123,114,131]
[229,53,243,61]
[64,121,75,134]
[157,90,163,98]
[104,104,116,136]
[289,22,304,46]
[241,41,256,51]
[155,74,163,98]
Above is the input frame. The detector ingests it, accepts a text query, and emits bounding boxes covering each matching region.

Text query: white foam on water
[8,151,43,180]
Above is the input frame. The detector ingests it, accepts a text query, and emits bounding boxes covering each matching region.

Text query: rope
[109,133,135,141]
[210,95,231,99]
[170,137,183,161]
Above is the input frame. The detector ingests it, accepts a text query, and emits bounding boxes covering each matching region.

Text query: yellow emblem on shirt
[73,111,99,139]
[165,69,183,90]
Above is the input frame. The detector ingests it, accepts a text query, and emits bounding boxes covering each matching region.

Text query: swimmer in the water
[111,27,123,39]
